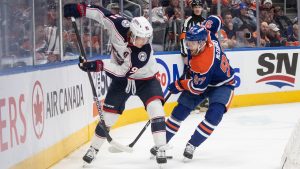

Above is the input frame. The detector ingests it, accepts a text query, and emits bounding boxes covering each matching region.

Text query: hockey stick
[108,72,187,153]
[71,17,132,153]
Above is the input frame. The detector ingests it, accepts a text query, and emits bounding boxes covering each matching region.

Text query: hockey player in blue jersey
[64,3,168,166]
[163,24,235,160]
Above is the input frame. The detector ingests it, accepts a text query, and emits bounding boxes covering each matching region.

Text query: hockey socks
[166,104,191,142]
[189,103,225,147]
[166,116,182,142]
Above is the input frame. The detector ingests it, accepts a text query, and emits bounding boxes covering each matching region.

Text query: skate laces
[185,143,195,154]
[86,147,97,158]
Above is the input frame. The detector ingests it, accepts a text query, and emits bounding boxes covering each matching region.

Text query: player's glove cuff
[168,80,184,94]
[64,3,86,18]
[78,60,103,72]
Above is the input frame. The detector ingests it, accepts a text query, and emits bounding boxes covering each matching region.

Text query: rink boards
[0,48,300,169]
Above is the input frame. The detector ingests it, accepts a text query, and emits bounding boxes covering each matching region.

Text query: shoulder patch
[121,20,130,28]
[138,52,147,62]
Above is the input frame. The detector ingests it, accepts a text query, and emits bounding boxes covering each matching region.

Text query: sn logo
[256,53,298,88]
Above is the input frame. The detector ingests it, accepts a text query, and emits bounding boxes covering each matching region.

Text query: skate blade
[150,154,156,160]
[183,157,192,163]
[158,163,166,169]
[82,161,92,168]
[150,155,173,160]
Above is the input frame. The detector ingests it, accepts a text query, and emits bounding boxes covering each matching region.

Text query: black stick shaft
[71,17,112,142]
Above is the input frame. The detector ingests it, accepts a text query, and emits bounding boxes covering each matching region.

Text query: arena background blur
[0,0,299,70]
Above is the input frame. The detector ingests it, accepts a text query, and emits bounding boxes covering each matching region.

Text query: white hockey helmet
[130,16,153,38]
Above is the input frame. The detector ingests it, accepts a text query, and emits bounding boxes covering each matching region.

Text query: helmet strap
[130,33,137,46]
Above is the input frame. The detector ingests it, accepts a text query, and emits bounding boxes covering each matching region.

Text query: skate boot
[150,146,173,160]
[83,146,99,164]
[183,143,196,161]
[156,148,167,168]
[150,146,158,157]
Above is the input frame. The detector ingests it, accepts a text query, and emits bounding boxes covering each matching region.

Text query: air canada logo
[256,53,298,88]
[32,81,45,139]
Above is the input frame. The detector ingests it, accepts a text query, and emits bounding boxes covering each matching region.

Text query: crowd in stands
[0,0,299,70]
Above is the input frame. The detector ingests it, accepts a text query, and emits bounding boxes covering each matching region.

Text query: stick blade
[109,140,133,153]
[108,146,123,153]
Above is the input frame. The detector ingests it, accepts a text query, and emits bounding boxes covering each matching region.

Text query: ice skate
[183,143,196,162]
[82,146,98,165]
[150,146,173,160]
[156,148,167,169]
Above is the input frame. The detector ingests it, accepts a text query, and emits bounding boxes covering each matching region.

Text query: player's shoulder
[129,44,152,67]
[109,15,131,40]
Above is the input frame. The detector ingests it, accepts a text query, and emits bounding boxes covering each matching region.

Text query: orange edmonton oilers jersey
[179,32,235,95]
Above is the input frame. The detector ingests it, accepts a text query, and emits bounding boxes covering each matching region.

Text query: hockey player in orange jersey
[165,25,236,160]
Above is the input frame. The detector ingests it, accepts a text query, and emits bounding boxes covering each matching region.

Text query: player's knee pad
[151,116,166,133]
[151,116,167,146]
[205,103,225,126]
[171,104,192,121]
[94,112,119,138]
[146,99,165,119]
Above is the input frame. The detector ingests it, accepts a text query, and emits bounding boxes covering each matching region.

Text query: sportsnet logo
[256,74,295,88]
[256,53,298,88]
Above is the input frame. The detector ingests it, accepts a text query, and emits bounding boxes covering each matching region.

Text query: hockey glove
[168,80,184,94]
[64,3,86,18]
[78,60,104,72]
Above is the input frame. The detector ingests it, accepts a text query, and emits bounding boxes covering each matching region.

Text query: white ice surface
[51,103,300,169]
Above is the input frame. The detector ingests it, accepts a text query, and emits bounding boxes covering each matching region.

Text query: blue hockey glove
[168,80,184,94]
[78,60,104,72]
[64,3,86,18]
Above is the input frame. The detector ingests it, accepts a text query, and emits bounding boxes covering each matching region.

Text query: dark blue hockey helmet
[186,25,208,42]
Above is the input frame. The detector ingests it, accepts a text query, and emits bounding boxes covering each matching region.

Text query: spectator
[152,6,167,23]
[232,3,257,32]
[267,23,285,47]
[258,21,271,47]
[107,3,120,15]
[274,5,293,38]
[262,0,272,10]
[244,0,257,17]
[286,24,299,46]
[236,26,256,47]
[223,12,237,39]
[169,0,180,9]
